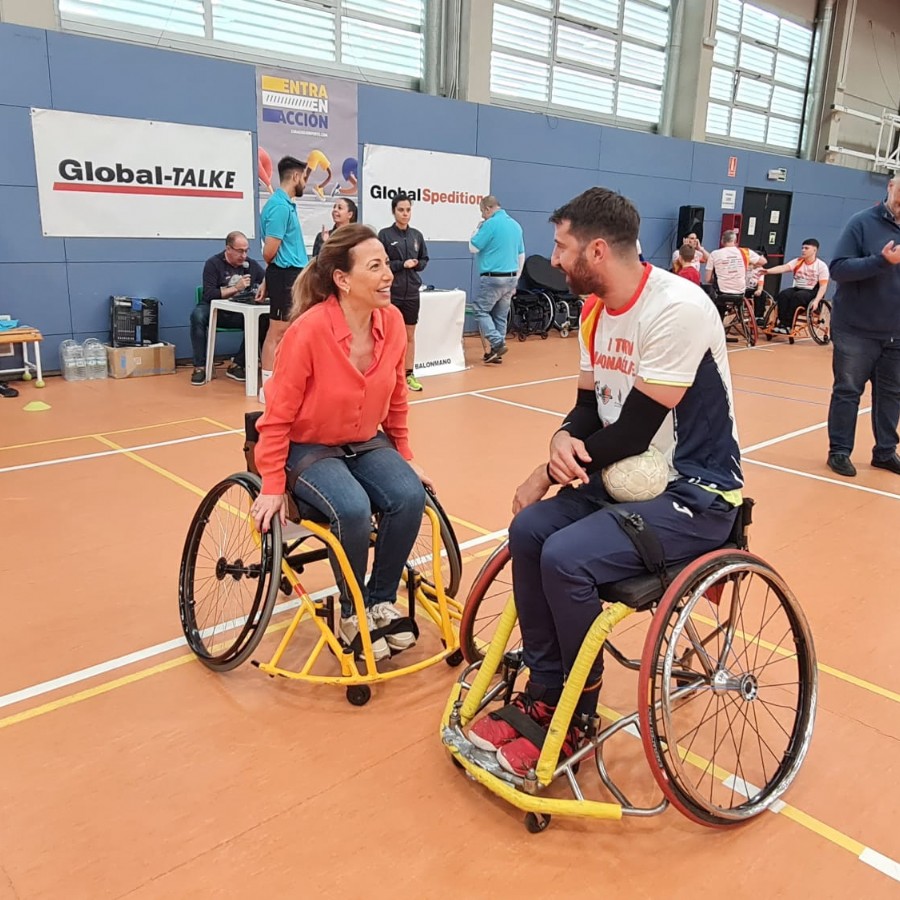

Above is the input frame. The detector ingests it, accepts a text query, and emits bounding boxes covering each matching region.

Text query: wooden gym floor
[0,333,898,899]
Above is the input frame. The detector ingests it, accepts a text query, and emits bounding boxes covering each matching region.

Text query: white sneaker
[339,612,390,661]
[370,602,416,651]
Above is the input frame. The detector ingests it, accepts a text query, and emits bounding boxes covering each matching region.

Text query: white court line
[472,392,563,418]
[743,458,900,502]
[0,429,241,475]
[741,407,872,454]
[727,345,775,354]
[408,373,575,406]
[0,529,508,711]
[860,848,900,883]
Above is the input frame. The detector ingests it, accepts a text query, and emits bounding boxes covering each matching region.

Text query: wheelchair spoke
[642,553,817,823]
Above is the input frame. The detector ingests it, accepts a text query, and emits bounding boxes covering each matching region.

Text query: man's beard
[564,252,603,296]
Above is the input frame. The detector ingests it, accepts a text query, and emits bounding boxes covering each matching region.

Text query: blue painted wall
[0,23,888,371]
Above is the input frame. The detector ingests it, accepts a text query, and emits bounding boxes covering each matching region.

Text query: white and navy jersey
[579,265,743,503]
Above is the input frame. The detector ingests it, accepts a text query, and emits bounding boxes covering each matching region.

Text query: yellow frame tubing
[256,505,459,687]
[442,600,636,822]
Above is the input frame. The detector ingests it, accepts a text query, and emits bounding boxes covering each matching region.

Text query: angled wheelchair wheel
[809,300,832,345]
[459,540,522,663]
[403,491,462,600]
[638,550,817,826]
[739,298,758,347]
[179,473,282,671]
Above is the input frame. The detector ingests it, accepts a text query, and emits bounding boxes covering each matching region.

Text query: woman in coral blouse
[251,224,432,661]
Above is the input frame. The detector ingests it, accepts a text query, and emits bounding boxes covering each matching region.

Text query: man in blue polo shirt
[258,155,309,402]
[469,195,525,364]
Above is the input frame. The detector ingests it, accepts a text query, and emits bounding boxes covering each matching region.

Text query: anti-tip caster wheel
[788,337,795,345]
[346,685,371,706]
[524,812,551,833]
[540,331,549,340]
[517,333,527,342]
[446,649,464,667]
[559,324,570,338]
[21,372,32,381]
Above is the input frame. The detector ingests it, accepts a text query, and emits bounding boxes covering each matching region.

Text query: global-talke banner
[31,109,255,239]
[256,67,359,252]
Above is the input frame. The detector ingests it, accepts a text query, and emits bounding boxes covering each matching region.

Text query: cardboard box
[106,342,176,379]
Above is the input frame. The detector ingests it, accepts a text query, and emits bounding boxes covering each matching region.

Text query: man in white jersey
[764,238,830,333]
[468,188,743,777]
[705,230,765,313]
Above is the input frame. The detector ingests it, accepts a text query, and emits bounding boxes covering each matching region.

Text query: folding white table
[204,298,270,398]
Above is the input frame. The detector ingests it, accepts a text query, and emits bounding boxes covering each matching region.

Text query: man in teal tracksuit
[469,196,525,364]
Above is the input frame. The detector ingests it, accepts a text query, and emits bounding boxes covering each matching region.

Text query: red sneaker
[497,723,584,777]
[468,693,555,752]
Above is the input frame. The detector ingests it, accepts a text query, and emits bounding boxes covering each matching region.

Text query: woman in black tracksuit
[378,194,429,392]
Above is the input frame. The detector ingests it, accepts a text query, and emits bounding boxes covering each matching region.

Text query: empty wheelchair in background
[508,255,582,341]
[178,413,464,706]
[443,498,818,832]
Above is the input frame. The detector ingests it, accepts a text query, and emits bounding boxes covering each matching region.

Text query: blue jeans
[509,480,737,692]
[287,443,426,617]
[189,302,246,368]
[827,328,900,459]
[472,275,517,350]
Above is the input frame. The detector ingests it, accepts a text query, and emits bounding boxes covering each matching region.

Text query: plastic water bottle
[83,339,107,380]
[71,343,87,381]
[59,340,82,381]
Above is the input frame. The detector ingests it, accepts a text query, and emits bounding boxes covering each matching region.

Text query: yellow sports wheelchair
[178,413,464,705]
[442,499,818,832]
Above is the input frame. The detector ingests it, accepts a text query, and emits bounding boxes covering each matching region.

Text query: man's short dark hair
[391,193,412,212]
[549,188,640,251]
[801,238,819,248]
[277,155,305,181]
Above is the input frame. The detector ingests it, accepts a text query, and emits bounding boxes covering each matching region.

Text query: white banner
[31,109,255,239]
[413,289,466,377]
[362,145,491,242]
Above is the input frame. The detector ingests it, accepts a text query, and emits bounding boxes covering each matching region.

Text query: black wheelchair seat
[599,497,753,611]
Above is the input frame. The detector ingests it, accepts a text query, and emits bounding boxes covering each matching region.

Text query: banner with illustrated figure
[256,67,358,252]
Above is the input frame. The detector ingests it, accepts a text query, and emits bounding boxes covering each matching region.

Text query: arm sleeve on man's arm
[201,258,222,303]
[582,389,670,474]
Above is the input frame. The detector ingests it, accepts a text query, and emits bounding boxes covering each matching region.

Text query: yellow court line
[91,435,208,499]
[201,415,240,432]
[691,612,900,705]
[595,702,869,860]
[0,618,295,731]
[448,514,493,536]
[0,418,209,452]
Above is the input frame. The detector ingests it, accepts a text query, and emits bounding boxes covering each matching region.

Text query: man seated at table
[190,231,266,386]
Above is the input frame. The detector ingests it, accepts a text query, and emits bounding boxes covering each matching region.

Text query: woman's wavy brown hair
[290,223,379,320]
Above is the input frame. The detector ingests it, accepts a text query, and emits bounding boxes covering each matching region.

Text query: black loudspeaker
[677,205,705,245]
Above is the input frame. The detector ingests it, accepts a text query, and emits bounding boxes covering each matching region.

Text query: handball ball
[602,447,669,503]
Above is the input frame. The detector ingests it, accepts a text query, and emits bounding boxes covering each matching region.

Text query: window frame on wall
[704,0,815,157]
[489,0,674,130]
[56,0,426,88]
